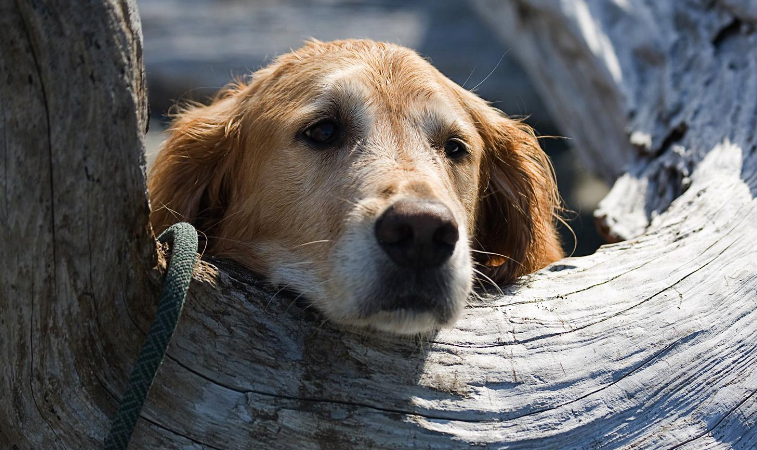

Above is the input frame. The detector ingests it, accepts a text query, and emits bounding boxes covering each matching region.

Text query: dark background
[138,0,609,256]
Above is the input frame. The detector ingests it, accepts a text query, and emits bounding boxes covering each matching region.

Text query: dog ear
[472,106,563,284]
[148,89,242,237]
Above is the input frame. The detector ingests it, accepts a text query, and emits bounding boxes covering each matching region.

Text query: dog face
[149,39,562,334]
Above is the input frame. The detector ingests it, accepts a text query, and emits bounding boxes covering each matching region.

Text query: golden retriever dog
[149,39,562,335]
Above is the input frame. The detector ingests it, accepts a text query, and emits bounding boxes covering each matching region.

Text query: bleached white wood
[3,0,757,449]
[472,0,757,242]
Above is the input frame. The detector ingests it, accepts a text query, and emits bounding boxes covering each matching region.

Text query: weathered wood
[0,0,159,448]
[135,189,757,449]
[472,0,757,242]
[3,0,757,449]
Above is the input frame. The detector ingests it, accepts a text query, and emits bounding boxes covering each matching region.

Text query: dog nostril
[376,222,412,246]
[374,199,460,269]
[434,222,459,248]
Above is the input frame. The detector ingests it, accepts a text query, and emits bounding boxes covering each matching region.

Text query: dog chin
[356,307,463,335]
[326,265,472,335]
[321,241,471,335]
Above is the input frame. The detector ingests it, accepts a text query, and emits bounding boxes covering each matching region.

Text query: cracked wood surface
[0,0,158,448]
[2,0,757,449]
[131,142,757,448]
[472,0,757,242]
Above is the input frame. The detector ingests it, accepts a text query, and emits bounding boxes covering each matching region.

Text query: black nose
[374,199,459,269]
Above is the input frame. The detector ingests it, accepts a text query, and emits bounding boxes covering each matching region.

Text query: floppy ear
[473,108,563,284]
[148,89,242,237]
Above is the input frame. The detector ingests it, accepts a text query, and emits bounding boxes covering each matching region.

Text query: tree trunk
[0,0,159,448]
[3,0,757,449]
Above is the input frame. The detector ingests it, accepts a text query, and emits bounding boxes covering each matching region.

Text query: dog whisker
[556,214,578,258]
[194,228,210,258]
[470,50,509,92]
[154,202,185,222]
[470,248,508,259]
[328,194,361,208]
[470,247,525,268]
[207,208,248,228]
[472,267,505,297]
[310,318,331,336]
[266,284,295,310]
[461,65,476,90]
[471,273,489,293]
[283,291,307,315]
[294,239,332,248]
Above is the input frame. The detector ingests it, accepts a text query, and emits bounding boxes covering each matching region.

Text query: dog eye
[443,139,468,159]
[304,120,340,145]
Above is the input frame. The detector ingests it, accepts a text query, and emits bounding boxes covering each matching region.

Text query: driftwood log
[2,0,756,449]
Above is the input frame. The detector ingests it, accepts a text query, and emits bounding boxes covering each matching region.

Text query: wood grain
[0,0,158,448]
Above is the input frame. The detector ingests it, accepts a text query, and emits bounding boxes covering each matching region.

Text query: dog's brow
[317,66,370,99]
[416,99,475,141]
[302,74,372,122]
[319,80,370,107]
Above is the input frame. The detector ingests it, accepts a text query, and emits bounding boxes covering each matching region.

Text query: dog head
[149,39,562,334]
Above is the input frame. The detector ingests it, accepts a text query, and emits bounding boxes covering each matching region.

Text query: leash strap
[104,222,198,450]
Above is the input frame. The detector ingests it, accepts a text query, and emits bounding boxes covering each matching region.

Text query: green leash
[104,222,198,450]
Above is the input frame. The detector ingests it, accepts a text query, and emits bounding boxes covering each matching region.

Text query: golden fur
[149,39,562,334]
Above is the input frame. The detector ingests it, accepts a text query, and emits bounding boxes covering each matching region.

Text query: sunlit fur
[148,39,562,335]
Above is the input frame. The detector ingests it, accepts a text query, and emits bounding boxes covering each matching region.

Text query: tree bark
[3,0,757,449]
[0,0,159,448]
